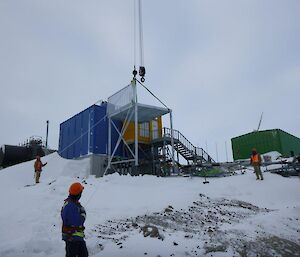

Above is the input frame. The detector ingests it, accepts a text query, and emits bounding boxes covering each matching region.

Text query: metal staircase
[161,127,215,164]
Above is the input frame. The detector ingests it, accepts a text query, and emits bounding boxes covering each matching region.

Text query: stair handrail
[162,127,215,163]
[163,128,191,150]
[195,146,215,163]
[162,127,196,153]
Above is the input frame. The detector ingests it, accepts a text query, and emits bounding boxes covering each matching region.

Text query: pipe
[46,120,49,148]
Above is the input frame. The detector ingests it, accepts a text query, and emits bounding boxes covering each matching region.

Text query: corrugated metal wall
[59,104,123,159]
[231,129,300,160]
[278,130,300,157]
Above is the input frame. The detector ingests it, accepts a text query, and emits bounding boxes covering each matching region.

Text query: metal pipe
[225,141,228,162]
[108,117,111,169]
[46,120,49,148]
[111,159,136,165]
[134,79,139,166]
[170,110,175,173]
[88,112,90,154]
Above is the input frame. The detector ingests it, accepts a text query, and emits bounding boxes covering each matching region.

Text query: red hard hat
[69,182,84,196]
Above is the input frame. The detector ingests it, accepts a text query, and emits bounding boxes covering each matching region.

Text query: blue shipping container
[59,103,123,159]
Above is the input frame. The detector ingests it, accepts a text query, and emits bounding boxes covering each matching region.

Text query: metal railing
[161,127,215,163]
[107,84,134,117]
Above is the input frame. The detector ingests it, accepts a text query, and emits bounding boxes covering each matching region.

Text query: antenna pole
[225,141,228,162]
[257,112,263,131]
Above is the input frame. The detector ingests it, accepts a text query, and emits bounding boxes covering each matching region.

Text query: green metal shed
[231,129,300,160]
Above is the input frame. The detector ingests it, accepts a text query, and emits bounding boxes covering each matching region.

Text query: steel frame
[104,79,175,175]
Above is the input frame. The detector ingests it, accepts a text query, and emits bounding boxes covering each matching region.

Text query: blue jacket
[61,197,86,241]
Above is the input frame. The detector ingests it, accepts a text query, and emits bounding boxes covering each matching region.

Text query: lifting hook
[139,66,146,82]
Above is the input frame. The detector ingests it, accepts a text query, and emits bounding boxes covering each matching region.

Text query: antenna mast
[257,112,263,131]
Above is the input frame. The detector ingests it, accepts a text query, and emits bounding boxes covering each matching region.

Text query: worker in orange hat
[61,182,88,257]
[34,155,47,183]
[250,148,264,180]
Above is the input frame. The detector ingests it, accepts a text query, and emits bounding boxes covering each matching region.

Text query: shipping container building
[59,103,123,159]
[231,129,300,160]
[124,116,163,144]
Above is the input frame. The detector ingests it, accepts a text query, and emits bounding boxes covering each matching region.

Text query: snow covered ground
[0,153,299,257]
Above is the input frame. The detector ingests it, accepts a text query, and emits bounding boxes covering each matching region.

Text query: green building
[231,129,300,160]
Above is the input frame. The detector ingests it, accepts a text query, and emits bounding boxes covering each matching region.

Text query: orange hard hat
[69,182,84,196]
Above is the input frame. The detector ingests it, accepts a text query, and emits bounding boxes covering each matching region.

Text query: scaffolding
[105,79,174,175]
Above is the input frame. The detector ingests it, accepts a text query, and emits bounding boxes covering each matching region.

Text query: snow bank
[0,153,299,257]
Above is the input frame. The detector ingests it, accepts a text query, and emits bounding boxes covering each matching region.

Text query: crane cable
[133,0,137,76]
[138,0,144,68]
[133,0,145,82]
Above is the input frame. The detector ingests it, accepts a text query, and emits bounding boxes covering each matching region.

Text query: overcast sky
[0,0,299,161]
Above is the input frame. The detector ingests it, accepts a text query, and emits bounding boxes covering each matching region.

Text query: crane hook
[139,66,146,82]
[132,67,137,78]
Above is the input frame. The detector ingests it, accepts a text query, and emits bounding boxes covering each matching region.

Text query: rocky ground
[88,194,300,257]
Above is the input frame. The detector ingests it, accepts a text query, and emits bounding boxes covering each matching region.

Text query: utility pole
[225,141,228,162]
[215,142,219,162]
[46,120,49,148]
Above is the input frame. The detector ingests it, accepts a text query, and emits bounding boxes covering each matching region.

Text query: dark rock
[142,225,161,239]
[207,228,214,233]
[165,207,173,213]
[132,222,139,228]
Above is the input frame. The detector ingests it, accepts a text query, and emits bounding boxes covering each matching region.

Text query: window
[140,122,149,138]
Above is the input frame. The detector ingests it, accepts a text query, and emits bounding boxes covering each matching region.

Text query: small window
[140,122,149,137]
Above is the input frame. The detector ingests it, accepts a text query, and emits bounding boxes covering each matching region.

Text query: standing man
[34,155,47,183]
[250,148,264,180]
[61,182,88,257]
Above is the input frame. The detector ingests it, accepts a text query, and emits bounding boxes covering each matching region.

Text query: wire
[136,79,170,110]
[133,0,137,69]
[138,0,144,67]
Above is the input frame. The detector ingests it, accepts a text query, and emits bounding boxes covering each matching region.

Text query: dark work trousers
[254,165,264,180]
[65,240,88,257]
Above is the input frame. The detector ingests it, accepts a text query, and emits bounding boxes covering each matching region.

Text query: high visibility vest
[251,154,259,163]
[34,161,42,171]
